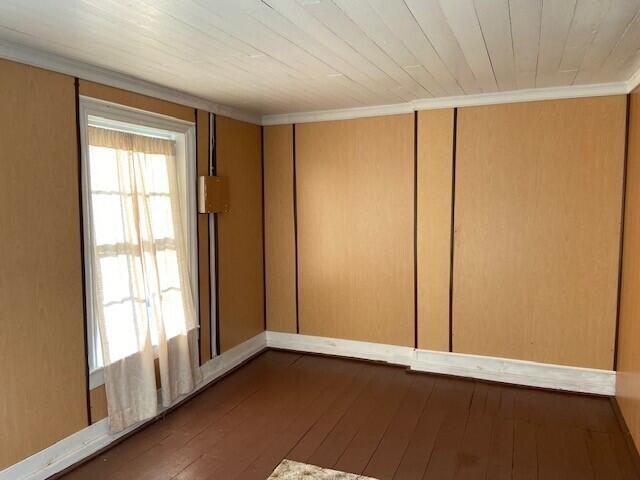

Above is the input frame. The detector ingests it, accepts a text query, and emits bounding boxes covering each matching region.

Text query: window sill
[89,368,104,390]
[89,343,165,390]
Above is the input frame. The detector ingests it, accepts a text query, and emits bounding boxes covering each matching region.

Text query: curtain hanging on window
[88,126,201,433]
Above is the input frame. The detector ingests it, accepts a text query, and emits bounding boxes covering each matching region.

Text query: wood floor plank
[64,351,297,480]
[393,378,464,480]
[576,396,618,434]
[535,424,563,480]
[174,354,327,479]
[238,360,367,480]
[512,419,537,480]
[203,356,359,479]
[560,427,595,480]
[586,431,622,479]
[485,417,514,480]
[183,354,305,455]
[362,374,435,480]
[60,420,174,480]
[333,368,414,475]
[285,363,376,464]
[169,351,301,436]
[536,424,594,480]
[305,366,398,470]
[422,380,474,479]
[454,413,494,479]
[610,429,640,479]
[103,352,303,480]
[455,382,513,479]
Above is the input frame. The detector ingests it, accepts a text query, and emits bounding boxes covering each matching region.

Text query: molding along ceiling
[261,80,631,124]
[0,39,262,125]
[1,0,640,124]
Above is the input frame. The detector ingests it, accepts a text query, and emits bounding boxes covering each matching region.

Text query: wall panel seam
[195,108,203,366]
[261,125,267,332]
[449,108,458,353]
[212,114,220,356]
[75,76,91,426]
[413,111,418,349]
[614,95,632,371]
[293,124,299,334]
[207,113,213,360]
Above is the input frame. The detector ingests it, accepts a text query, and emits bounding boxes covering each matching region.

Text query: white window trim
[79,96,199,390]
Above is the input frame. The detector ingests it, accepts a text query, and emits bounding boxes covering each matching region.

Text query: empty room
[3,1,640,479]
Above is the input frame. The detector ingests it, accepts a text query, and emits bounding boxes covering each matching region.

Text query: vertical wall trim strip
[195,108,203,366]
[293,124,300,334]
[75,77,91,425]
[413,111,418,349]
[449,108,458,353]
[212,114,221,356]
[206,112,213,360]
[261,126,267,331]
[614,94,631,371]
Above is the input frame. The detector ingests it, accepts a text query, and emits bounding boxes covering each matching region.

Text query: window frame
[79,97,199,389]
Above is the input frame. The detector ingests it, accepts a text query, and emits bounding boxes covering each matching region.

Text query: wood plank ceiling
[0,0,639,116]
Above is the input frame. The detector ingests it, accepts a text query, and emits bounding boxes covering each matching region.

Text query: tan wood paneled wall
[416,109,454,351]
[617,88,640,451]
[453,96,626,369]
[78,80,195,123]
[296,115,415,347]
[216,116,265,352]
[0,59,88,469]
[196,109,212,362]
[0,60,268,468]
[263,125,297,333]
[89,385,108,424]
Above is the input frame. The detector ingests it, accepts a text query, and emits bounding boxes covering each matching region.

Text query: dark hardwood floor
[60,350,639,480]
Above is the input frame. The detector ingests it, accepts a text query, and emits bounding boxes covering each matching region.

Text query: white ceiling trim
[0,39,262,125]
[2,37,639,127]
[627,64,640,93]
[262,80,629,125]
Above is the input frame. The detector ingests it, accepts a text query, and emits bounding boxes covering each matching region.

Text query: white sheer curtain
[88,126,201,433]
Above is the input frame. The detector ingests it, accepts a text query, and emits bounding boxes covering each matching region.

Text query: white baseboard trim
[200,331,267,381]
[2,330,615,479]
[265,331,414,366]
[0,332,267,480]
[265,331,615,396]
[411,349,615,396]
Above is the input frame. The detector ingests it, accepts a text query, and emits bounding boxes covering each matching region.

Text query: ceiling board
[509,0,542,89]
[438,0,498,92]
[474,0,517,91]
[0,0,637,116]
[404,0,479,94]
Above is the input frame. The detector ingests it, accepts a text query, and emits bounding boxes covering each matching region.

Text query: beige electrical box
[198,176,229,213]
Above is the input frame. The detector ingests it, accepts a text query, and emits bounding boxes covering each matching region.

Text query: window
[80,98,198,388]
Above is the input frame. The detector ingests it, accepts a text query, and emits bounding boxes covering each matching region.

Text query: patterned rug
[268,460,379,479]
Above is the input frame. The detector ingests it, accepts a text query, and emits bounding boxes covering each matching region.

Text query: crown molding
[0,39,262,125]
[627,65,640,93]
[1,38,638,127]
[261,80,629,125]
